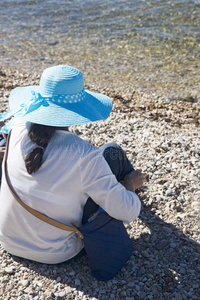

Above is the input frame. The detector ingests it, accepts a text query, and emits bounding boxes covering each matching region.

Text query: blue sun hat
[0,65,113,133]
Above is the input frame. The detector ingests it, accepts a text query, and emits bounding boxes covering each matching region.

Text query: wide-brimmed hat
[0,65,112,133]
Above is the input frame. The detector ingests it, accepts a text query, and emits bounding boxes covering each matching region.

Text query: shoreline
[0,66,199,111]
[0,67,200,299]
[1,61,200,103]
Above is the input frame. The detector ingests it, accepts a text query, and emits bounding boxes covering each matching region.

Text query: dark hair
[25,123,57,174]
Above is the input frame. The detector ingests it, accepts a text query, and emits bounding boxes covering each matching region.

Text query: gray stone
[163,226,173,234]
[175,292,183,300]
[59,291,66,297]
[56,276,62,282]
[170,243,177,248]
[166,189,173,196]
[156,240,168,250]
[21,280,29,287]
[69,270,75,276]
[75,278,81,286]
[179,267,186,275]
[4,267,16,274]
[121,291,127,297]
[138,291,146,299]
[141,250,150,258]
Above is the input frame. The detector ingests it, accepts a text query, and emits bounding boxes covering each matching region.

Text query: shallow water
[0,0,200,97]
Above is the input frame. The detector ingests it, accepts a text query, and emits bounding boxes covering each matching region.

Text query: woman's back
[0,122,141,263]
[0,122,93,263]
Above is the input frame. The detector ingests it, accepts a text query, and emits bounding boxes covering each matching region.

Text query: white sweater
[0,122,141,264]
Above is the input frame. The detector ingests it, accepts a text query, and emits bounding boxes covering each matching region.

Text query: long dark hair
[25,123,57,174]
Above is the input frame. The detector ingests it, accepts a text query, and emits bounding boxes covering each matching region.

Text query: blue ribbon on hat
[0,91,49,134]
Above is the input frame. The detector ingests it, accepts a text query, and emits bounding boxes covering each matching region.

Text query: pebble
[166,189,174,196]
[163,226,173,234]
[121,291,127,297]
[141,250,150,258]
[59,291,66,297]
[21,280,29,287]
[4,267,15,274]
[191,201,200,210]
[179,267,186,275]
[69,270,75,276]
[56,276,61,282]
[0,68,199,300]
[138,291,146,299]
[155,240,168,250]
[75,278,81,286]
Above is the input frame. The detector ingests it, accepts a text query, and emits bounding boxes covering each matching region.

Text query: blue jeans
[82,142,134,224]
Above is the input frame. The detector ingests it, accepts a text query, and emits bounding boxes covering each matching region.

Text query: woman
[0,65,145,265]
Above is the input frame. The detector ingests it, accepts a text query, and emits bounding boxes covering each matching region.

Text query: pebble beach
[0,67,199,300]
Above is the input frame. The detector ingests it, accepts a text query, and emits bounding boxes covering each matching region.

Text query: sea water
[0,0,199,96]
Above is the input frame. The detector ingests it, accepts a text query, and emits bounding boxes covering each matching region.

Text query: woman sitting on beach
[0,65,145,273]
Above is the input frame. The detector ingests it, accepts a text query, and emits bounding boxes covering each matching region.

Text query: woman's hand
[0,147,6,163]
[124,169,147,193]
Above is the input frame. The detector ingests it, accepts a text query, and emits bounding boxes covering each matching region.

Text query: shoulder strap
[4,132,83,239]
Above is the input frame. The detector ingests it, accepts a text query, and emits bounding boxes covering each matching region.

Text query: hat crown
[39,65,84,96]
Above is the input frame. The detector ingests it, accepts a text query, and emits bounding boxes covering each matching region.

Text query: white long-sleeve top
[0,122,141,264]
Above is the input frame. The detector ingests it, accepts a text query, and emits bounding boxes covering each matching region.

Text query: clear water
[0,0,200,97]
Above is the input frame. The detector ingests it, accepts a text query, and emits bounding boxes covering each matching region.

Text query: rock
[155,240,168,250]
[69,270,75,276]
[120,291,127,297]
[75,278,81,286]
[141,250,150,258]
[163,226,173,234]
[179,267,186,275]
[21,280,29,287]
[138,291,146,299]
[59,291,66,297]
[156,195,163,201]
[175,292,183,300]
[56,276,62,282]
[4,266,15,274]
[166,189,173,196]
[191,201,200,210]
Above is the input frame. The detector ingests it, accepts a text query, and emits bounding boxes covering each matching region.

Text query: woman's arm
[80,147,145,223]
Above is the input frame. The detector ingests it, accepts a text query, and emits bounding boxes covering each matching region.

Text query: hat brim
[9,86,113,127]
